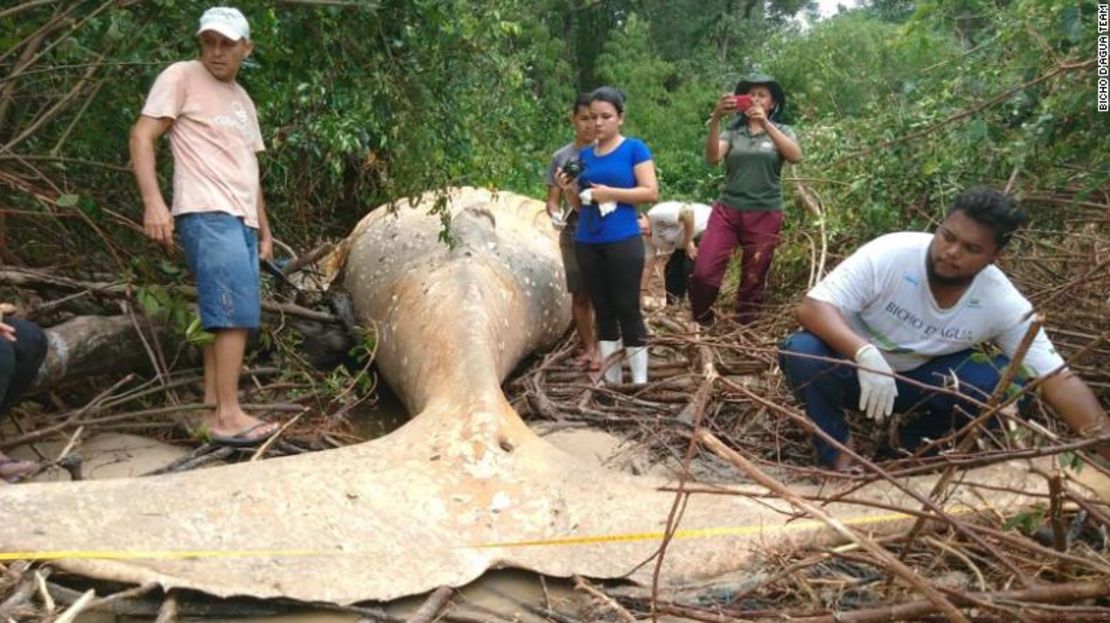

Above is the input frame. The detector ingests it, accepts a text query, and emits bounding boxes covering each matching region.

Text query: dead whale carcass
[0,188,1093,605]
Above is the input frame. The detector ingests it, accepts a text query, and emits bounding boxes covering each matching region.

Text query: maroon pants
[689,203,784,325]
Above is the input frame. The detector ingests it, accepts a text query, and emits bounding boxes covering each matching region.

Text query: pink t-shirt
[141,60,265,228]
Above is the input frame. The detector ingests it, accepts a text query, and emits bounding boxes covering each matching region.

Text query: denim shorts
[176,212,260,330]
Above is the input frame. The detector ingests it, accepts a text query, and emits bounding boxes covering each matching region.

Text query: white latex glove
[854,343,897,422]
[579,189,594,205]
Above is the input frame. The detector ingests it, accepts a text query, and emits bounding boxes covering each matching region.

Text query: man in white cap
[129,7,278,446]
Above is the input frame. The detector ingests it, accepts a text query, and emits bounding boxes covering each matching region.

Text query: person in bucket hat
[129,7,279,447]
[691,73,802,326]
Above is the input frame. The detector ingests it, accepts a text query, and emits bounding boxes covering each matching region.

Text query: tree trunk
[31,315,159,391]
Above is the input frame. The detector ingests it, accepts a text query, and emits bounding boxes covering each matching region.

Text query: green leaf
[159,260,183,276]
[966,119,988,140]
[55,194,80,208]
[1002,505,1045,534]
[136,288,161,317]
[1059,451,1084,474]
[78,196,102,219]
[185,316,215,346]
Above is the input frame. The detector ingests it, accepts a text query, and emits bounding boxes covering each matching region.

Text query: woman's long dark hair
[589,86,625,114]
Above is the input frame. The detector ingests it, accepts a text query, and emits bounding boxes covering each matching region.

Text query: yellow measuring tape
[471,506,977,549]
[1,506,977,561]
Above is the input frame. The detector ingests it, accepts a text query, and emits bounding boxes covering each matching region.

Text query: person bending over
[640,201,712,307]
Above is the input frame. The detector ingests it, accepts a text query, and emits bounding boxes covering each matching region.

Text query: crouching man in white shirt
[778,187,1109,470]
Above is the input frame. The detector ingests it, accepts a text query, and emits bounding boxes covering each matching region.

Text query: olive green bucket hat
[734,73,787,122]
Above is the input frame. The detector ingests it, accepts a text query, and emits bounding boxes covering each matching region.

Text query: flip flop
[209,422,278,448]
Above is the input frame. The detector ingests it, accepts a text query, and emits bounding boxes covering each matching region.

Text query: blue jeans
[778,331,1023,467]
[0,318,48,420]
[177,212,260,330]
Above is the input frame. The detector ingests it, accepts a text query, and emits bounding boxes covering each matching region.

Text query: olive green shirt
[718,122,795,212]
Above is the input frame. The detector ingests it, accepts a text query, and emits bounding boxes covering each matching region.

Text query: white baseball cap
[197,7,250,41]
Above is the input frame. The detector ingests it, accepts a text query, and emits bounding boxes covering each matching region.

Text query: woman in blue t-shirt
[559,86,658,385]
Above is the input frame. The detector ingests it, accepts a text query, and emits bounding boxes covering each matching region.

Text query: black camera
[561,158,586,180]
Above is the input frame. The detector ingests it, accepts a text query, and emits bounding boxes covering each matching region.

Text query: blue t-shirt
[575,137,653,244]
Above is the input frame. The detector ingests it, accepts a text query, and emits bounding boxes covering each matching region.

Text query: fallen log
[32,314,157,391]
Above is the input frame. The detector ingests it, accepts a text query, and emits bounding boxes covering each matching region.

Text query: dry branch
[788,578,1110,623]
[697,430,971,623]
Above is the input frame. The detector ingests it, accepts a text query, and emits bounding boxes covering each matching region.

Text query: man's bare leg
[201,329,275,438]
[202,343,217,408]
[572,292,598,368]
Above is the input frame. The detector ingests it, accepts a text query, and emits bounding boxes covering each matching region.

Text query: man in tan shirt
[129,7,277,446]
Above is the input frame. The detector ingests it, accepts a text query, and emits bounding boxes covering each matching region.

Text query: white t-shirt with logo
[807,232,1064,376]
[141,60,265,228]
[645,201,712,256]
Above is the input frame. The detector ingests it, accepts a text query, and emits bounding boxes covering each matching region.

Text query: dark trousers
[664,249,694,304]
[576,236,646,347]
[778,331,1021,467]
[0,318,48,420]
[690,203,783,324]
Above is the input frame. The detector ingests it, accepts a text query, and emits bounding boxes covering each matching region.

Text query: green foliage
[185,316,215,347]
[349,325,378,364]
[764,13,950,121]
[3,0,1106,301]
[750,0,1110,261]
[593,14,704,200]
[2,0,562,264]
[135,284,190,332]
[1003,504,1046,534]
[1058,450,1084,474]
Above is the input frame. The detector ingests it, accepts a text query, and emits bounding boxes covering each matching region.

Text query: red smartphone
[733,94,753,111]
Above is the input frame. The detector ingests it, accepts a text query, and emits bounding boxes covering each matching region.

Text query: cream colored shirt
[141,60,265,228]
[645,201,712,255]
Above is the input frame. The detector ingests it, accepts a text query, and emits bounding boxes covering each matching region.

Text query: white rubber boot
[598,339,623,385]
[627,346,649,385]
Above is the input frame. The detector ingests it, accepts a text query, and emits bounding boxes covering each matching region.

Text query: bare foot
[573,349,601,371]
[0,451,37,482]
